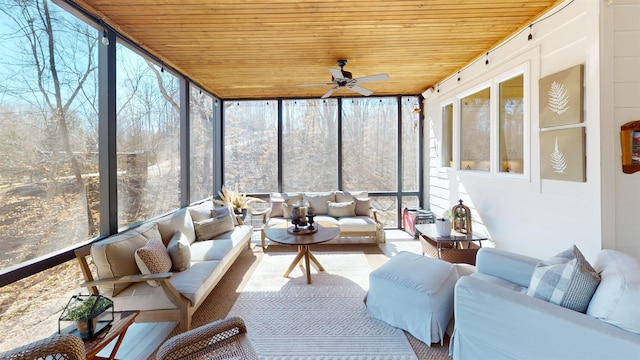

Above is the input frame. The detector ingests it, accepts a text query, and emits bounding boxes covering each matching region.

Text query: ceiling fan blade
[354,73,389,84]
[329,68,345,80]
[297,82,334,87]
[348,85,373,97]
[321,86,339,99]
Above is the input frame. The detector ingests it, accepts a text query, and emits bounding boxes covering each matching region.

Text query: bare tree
[1,0,98,235]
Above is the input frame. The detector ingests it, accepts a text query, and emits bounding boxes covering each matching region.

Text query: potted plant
[213,183,265,220]
[61,295,112,339]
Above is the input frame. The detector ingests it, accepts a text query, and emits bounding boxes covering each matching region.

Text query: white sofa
[75,201,253,331]
[259,191,385,249]
[450,247,640,360]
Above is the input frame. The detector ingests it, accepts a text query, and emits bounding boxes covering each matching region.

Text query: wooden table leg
[283,249,306,278]
[303,246,311,284]
[308,251,325,271]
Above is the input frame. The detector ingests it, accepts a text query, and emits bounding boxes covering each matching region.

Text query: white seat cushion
[190,239,233,261]
[337,216,377,232]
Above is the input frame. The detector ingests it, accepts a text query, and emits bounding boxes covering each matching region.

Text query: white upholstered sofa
[259,191,385,249]
[75,200,252,331]
[450,247,640,359]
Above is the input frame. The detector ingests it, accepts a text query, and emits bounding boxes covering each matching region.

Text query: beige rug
[228,251,417,359]
[150,244,451,359]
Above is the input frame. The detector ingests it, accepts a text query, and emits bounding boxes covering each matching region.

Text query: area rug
[228,251,418,360]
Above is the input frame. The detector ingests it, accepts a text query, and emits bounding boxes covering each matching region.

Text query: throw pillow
[194,214,234,241]
[188,200,214,222]
[167,230,191,272]
[526,245,601,313]
[586,249,640,334]
[303,192,335,215]
[354,197,371,216]
[327,201,356,218]
[212,205,238,226]
[134,237,172,287]
[270,198,285,218]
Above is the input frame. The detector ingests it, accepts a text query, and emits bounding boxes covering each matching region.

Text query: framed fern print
[540,127,585,182]
[539,64,584,128]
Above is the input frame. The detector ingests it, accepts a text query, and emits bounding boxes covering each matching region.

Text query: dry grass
[0,260,85,353]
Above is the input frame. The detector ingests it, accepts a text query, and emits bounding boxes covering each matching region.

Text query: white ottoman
[366,251,458,345]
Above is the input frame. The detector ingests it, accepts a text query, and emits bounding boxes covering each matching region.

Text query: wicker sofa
[258,191,385,249]
[75,201,253,331]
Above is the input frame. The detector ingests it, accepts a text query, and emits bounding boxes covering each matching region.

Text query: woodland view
[0,0,421,351]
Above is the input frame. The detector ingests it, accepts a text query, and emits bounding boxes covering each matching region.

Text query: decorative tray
[287,226,318,235]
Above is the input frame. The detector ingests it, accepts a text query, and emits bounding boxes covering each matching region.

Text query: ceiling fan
[297,60,389,99]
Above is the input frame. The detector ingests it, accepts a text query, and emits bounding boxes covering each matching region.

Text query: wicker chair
[0,333,86,360]
[156,316,259,360]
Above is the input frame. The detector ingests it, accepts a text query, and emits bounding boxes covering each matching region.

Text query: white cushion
[190,239,233,262]
[209,224,253,248]
[167,230,191,272]
[327,201,356,217]
[90,231,149,296]
[303,192,336,215]
[337,216,377,232]
[188,201,215,222]
[586,249,640,334]
[526,245,600,313]
[354,197,371,216]
[156,208,196,245]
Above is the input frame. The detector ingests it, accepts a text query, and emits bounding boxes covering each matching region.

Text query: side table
[414,224,488,265]
[71,310,139,360]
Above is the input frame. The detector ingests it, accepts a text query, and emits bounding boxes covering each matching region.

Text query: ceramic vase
[435,219,451,237]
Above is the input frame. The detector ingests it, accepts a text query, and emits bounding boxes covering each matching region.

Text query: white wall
[424,0,606,262]
[607,0,640,259]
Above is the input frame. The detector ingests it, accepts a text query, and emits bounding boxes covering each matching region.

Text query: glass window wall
[282,99,338,192]
[342,98,398,191]
[115,44,181,228]
[190,85,216,202]
[223,101,278,193]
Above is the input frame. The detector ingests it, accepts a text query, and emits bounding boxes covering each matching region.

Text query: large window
[342,98,398,191]
[460,87,491,172]
[401,96,420,192]
[0,0,99,267]
[190,85,217,202]
[116,44,181,228]
[0,0,99,350]
[282,99,338,192]
[498,74,525,174]
[224,101,278,193]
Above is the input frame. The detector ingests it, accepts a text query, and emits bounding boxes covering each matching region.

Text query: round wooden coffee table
[265,221,340,284]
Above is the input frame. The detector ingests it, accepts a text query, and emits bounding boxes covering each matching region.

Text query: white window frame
[492,62,530,180]
[444,62,530,180]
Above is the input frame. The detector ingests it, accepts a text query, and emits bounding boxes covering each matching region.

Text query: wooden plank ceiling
[68,0,560,100]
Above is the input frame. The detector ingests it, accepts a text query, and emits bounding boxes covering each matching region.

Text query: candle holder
[307,214,316,230]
